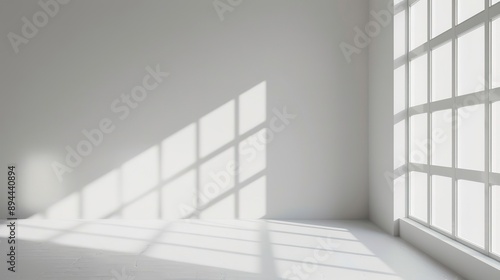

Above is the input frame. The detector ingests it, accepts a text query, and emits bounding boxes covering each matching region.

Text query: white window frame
[401,0,500,262]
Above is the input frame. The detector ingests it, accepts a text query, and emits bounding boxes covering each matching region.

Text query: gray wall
[0,0,369,219]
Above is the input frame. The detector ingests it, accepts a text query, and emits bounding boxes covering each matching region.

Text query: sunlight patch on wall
[122,145,159,204]
[199,147,235,206]
[161,170,197,219]
[82,170,120,219]
[239,81,267,135]
[199,100,235,158]
[199,194,235,219]
[239,176,266,219]
[161,123,197,180]
[46,192,79,219]
[239,129,267,183]
[122,191,159,219]
[27,81,270,221]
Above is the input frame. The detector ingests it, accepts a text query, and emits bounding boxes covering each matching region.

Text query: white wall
[368,0,401,235]
[0,0,369,220]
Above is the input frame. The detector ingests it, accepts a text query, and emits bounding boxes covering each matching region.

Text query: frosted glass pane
[493,18,500,89]
[458,26,485,96]
[432,110,452,167]
[431,176,452,233]
[410,172,428,222]
[395,120,406,169]
[410,0,428,50]
[458,105,484,171]
[394,10,406,60]
[493,185,500,255]
[458,180,485,248]
[431,0,452,37]
[410,114,428,164]
[458,0,484,24]
[493,102,500,173]
[394,65,406,115]
[410,54,428,106]
[432,42,452,101]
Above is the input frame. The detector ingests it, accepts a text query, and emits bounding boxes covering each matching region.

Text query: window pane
[458,180,485,248]
[458,26,485,96]
[410,54,428,106]
[394,10,406,60]
[432,42,452,101]
[494,102,500,173]
[395,120,406,169]
[432,0,452,37]
[458,0,484,24]
[493,185,500,256]
[394,65,406,115]
[410,114,428,164]
[431,176,452,233]
[432,110,452,167]
[410,171,428,222]
[410,0,428,50]
[493,18,500,89]
[458,105,485,171]
[494,0,500,6]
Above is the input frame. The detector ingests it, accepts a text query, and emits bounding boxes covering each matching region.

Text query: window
[432,42,452,101]
[457,180,485,248]
[410,114,427,164]
[410,0,428,50]
[457,26,484,96]
[431,175,453,233]
[457,104,484,171]
[431,0,452,37]
[410,171,428,222]
[493,185,500,255]
[457,0,484,24]
[493,102,500,173]
[402,0,500,261]
[410,54,428,106]
[432,110,452,167]
[493,17,500,89]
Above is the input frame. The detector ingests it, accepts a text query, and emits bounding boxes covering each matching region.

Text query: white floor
[0,220,463,280]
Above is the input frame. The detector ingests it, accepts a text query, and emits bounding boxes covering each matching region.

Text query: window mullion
[451,0,458,240]
[427,0,432,227]
[406,0,411,219]
[485,0,492,256]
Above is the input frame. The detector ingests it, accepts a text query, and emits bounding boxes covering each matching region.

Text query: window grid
[405,0,500,261]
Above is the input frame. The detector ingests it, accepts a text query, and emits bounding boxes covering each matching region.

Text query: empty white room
[0,0,499,279]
